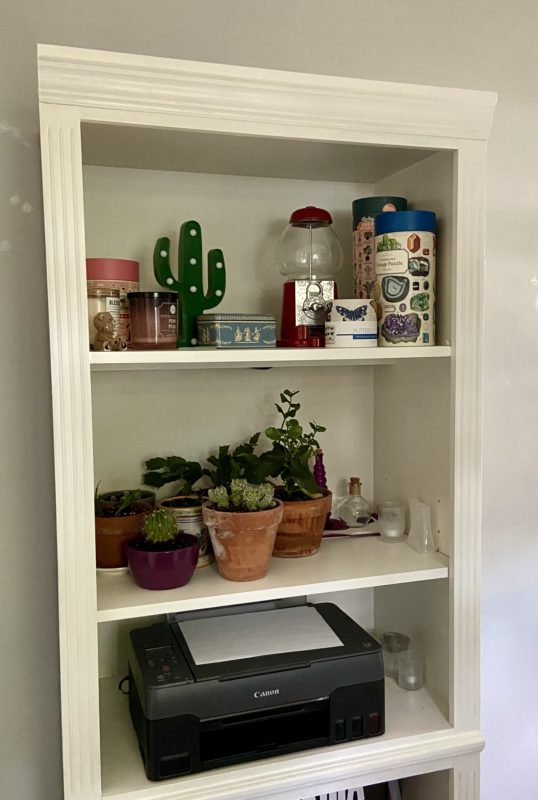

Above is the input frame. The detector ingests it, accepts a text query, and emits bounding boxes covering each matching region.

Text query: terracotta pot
[273,491,332,558]
[127,533,199,590]
[202,501,284,582]
[159,494,214,569]
[95,509,148,568]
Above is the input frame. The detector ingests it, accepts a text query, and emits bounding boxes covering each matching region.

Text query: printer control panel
[143,645,193,687]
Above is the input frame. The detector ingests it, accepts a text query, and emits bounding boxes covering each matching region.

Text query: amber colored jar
[128,292,178,350]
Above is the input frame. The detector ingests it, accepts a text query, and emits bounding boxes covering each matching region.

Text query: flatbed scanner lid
[172,603,380,681]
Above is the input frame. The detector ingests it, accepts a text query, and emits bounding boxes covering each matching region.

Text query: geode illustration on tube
[381,313,421,344]
[381,275,409,303]
[410,292,429,312]
[409,257,430,277]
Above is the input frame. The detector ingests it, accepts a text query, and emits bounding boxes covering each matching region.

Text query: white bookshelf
[39,43,495,800]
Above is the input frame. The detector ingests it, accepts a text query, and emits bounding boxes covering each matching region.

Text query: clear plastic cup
[398,649,424,691]
[380,632,410,679]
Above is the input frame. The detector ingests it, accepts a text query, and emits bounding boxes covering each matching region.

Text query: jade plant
[258,389,326,500]
[140,508,178,545]
[153,220,226,347]
[208,479,275,512]
[143,434,261,494]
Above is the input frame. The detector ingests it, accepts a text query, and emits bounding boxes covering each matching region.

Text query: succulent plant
[208,479,275,512]
[94,484,145,518]
[141,509,178,544]
[209,485,230,509]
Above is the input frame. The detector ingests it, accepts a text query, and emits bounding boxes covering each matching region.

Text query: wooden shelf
[90,346,451,372]
[99,676,471,800]
[96,537,448,623]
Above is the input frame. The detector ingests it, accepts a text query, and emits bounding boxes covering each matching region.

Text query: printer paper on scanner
[178,606,344,664]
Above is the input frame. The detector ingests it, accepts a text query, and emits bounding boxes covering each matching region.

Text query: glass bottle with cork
[339,477,372,528]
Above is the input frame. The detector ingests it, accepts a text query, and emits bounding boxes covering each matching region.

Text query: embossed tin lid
[197,313,276,322]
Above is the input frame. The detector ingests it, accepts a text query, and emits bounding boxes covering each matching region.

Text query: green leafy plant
[140,509,178,544]
[258,389,325,500]
[143,456,205,493]
[142,434,261,494]
[208,479,275,512]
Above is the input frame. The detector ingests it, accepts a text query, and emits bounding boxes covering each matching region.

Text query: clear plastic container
[398,648,424,691]
[407,497,436,554]
[379,631,410,679]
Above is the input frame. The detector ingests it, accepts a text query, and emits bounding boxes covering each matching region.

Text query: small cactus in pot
[127,509,199,590]
[140,508,178,546]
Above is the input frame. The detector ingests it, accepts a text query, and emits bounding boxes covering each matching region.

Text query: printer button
[351,716,363,738]
[162,665,171,673]
[368,712,381,735]
[334,719,346,741]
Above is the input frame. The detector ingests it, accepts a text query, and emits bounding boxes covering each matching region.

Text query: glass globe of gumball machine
[277,206,343,347]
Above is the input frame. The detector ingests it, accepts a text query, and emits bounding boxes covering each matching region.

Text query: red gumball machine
[277,206,343,347]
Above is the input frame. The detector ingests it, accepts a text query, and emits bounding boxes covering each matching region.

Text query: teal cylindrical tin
[374,210,437,347]
[352,196,407,299]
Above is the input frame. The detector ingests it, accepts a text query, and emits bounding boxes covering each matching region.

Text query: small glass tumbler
[378,501,407,542]
[128,291,177,350]
[380,631,410,679]
[398,649,424,691]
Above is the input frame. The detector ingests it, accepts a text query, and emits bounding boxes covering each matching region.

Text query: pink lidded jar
[86,259,139,346]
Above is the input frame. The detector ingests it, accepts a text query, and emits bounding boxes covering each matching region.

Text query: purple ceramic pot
[127,533,199,590]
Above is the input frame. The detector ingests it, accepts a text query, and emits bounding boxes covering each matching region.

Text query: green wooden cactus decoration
[154,220,226,347]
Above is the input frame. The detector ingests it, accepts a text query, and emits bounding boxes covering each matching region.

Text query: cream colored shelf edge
[97,537,448,622]
[100,676,482,800]
[90,346,451,371]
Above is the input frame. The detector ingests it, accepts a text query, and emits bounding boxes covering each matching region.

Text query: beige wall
[1,1,536,797]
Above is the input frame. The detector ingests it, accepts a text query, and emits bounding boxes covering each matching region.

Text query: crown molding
[38,44,497,143]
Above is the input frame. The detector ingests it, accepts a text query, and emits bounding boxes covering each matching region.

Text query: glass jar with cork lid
[338,477,372,528]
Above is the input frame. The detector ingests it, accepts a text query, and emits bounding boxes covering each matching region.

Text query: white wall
[1,1,536,798]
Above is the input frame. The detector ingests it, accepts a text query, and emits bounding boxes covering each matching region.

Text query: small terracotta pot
[95,510,148,568]
[273,491,332,558]
[202,501,284,582]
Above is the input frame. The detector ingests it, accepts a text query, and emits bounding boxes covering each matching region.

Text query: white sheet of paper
[178,606,344,665]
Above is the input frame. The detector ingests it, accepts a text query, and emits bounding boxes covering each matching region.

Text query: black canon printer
[127,601,384,781]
